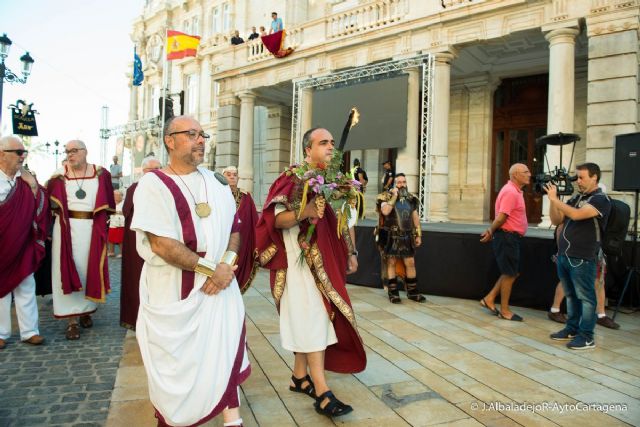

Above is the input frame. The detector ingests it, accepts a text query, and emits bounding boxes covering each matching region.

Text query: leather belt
[68,210,94,220]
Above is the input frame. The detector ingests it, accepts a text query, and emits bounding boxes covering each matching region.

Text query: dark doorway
[491,74,548,224]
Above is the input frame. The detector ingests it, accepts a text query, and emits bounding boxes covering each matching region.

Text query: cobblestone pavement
[0,259,126,427]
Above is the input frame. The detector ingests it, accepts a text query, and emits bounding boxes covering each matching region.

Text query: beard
[398,187,409,198]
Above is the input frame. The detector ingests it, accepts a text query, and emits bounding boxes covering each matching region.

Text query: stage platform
[107,270,640,426]
[349,220,639,311]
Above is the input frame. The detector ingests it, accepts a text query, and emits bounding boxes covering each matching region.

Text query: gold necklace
[168,165,211,218]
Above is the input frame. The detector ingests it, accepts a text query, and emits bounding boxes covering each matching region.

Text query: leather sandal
[289,374,316,398]
[66,323,80,340]
[387,278,401,304]
[405,277,426,302]
[79,315,93,328]
[314,390,353,417]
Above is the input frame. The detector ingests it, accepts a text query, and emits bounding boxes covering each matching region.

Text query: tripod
[612,189,639,321]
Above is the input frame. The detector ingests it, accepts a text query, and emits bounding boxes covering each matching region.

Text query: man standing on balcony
[231,30,244,45]
[248,26,259,41]
[269,12,283,34]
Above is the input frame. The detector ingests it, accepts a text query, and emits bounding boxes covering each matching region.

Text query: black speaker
[613,132,640,191]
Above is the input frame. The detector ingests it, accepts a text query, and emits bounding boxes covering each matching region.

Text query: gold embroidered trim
[259,243,278,266]
[240,257,260,295]
[272,269,287,309]
[304,240,357,327]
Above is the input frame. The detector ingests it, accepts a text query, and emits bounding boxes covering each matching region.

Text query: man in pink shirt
[479,163,531,321]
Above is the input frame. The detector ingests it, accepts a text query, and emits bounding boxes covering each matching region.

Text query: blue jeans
[556,255,597,341]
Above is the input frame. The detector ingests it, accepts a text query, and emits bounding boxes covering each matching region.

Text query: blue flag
[133,48,144,86]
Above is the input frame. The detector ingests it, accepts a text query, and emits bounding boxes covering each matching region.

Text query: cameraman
[546,162,611,350]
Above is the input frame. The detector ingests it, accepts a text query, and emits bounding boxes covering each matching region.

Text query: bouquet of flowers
[289,149,362,251]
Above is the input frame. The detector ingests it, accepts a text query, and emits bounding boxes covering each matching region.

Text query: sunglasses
[65,148,86,155]
[2,149,29,156]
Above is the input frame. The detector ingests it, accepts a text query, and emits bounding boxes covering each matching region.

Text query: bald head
[141,156,162,173]
[509,163,531,187]
[65,139,88,170]
[0,135,27,177]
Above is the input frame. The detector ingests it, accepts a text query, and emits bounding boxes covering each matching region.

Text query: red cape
[120,182,144,329]
[47,166,115,302]
[236,191,259,293]
[0,178,49,298]
[256,170,366,374]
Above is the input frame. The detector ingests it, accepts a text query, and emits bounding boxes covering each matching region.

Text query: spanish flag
[166,30,201,60]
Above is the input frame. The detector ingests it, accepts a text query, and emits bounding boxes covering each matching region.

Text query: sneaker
[567,335,596,350]
[550,329,576,341]
[547,311,567,324]
[596,316,620,330]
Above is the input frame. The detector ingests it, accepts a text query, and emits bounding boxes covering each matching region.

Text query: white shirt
[0,168,21,202]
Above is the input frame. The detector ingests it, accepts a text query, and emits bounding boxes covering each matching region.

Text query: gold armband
[413,228,422,238]
[194,257,217,277]
[388,195,398,206]
[220,250,239,266]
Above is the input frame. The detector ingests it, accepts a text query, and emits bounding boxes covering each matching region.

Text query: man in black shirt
[248,27,259,41]
[381,160,394,192]
[230,30,244,45]
[546,162,611,350]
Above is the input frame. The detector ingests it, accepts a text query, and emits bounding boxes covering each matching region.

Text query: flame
[350,107,360,129]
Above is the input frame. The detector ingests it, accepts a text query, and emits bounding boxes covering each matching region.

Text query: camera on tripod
[533,167,577,195]
[534,132,581,196]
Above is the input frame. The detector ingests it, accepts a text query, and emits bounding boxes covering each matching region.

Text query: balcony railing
[327,0,409,39]
[246,27,305,62]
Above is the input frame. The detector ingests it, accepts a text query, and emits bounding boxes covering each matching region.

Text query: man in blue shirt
[270,12,283,34]
[546,162,611,350]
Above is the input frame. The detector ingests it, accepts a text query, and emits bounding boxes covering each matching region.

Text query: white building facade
[127,0,640,222]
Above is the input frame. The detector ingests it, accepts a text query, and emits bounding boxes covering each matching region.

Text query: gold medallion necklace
[168,165,211,218]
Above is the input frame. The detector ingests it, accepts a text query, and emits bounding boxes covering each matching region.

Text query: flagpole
[160,28,168,166]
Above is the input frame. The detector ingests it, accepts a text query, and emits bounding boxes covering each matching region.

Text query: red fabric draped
[120,183,144,329]
[235,193,258,293]
[256,171,367,374]
[0,179,49,298]
[261,30,294,58]
[47,167,115,302]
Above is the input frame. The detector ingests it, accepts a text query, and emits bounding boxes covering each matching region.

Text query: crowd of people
[231,12,282,46]
[0,113,625,424]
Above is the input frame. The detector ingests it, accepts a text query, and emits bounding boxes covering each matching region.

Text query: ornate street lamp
[0,33,35,126]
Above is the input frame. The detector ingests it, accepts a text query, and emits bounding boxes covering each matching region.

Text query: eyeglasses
[65,148,86,155]
[2,149,29,156]
[169,129,210,141]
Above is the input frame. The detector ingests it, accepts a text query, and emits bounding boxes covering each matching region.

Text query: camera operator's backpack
[600,197,630,257]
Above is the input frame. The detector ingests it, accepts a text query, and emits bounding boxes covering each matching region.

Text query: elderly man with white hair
[222,165,259,293]
[120,156,162,330]
[47,140,115,340]
[0,136,49,349]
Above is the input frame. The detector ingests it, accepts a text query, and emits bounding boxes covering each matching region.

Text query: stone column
[430,52,455,222]
[295,87,313,163]
[128,81,138,122]
[266,105,292,191]
[238,91,256,192]
[396,67,420,194]
[540,27,578,226]
[215,96,240,171]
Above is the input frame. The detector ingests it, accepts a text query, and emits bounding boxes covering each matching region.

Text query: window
[211,7,220,35]
[212,81,220,110]
[150,85,160,117]
[186,74,199,114]
[183,19,191,34]
[222,3,231,32]
[192,16,199,36]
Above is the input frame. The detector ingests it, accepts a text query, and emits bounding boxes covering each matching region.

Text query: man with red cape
[120,156,162,330]
[0,136,48,349]
[47,140,115,340]
[222,166,258,293]
[255,127,366,418]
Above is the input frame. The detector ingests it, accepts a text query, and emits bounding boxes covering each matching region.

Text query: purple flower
[313,184,321,193]
[303,170,315,179]
[328,183,338,190]
[352,179,361,187]
[316,175,325,185]
[308,178,316,186]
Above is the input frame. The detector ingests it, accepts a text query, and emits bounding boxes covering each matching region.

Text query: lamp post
[0,33,35,127]
[45,140,61,167]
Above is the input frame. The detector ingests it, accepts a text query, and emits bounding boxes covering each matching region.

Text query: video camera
[534,132,581,196]
[533,167,577,196]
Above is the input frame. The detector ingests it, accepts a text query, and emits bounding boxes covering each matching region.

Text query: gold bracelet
[220,250,239,266]
[194,257,217,277]
[415,229,422,238]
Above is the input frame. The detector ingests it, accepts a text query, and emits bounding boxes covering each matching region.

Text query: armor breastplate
[394,197,414,231]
